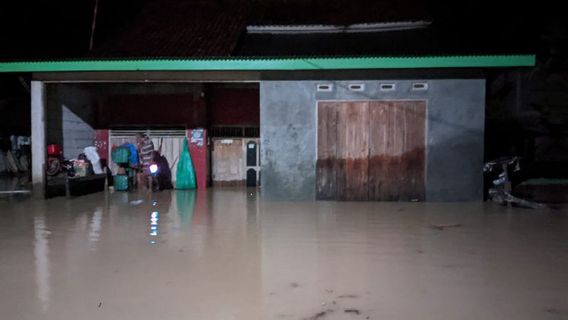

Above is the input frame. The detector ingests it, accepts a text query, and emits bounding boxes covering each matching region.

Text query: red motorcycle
[46,144,74,177]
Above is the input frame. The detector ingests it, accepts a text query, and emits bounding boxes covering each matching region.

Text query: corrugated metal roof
[0,55,535,73]
[235,26,535,57]
[246,21,432,34]
[248,0,431,26]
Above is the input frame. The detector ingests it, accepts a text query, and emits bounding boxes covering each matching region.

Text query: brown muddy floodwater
[0,189,567,320]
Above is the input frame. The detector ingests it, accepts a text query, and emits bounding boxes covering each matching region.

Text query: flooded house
[2,2,568,320]
[0,2,533,201]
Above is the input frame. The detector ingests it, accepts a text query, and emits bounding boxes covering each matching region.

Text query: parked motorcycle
[46,144,75,177]
[484,156,545,209]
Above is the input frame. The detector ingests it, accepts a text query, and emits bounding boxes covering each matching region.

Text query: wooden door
[316,102,338,200]
[317,102,369,200]
[368,101,426,201]
[212,138,244,186]
[316,101,425,201]
[336,102,369,200]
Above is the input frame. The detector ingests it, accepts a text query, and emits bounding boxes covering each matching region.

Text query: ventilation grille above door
[348,84,365,91]
[380,83,396,91]
[317,84,333,92]
[412,82,428,91]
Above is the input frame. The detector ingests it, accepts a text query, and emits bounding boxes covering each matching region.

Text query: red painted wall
[97,94,206,128]
[96,89,258,129]
[187,129,208,189]
[208,88,259,126]
[94,129,109,166]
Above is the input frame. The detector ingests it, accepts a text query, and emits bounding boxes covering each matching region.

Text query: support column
[31,81,47,198]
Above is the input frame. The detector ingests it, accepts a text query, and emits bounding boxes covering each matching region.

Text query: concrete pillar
[31,81,47,197]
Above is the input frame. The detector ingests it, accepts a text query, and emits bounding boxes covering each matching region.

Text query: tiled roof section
[91,1,249,58]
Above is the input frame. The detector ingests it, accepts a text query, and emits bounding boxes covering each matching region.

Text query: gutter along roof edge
[0,55,536,73]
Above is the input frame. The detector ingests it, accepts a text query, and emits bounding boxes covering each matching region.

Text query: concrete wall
[47,84,96,159]
[261,82,318,200]
[260,79,485,201]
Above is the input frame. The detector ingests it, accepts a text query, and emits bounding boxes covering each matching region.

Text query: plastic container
[73,160,88,177]
[114,174,129,191]
[111,147,130,164]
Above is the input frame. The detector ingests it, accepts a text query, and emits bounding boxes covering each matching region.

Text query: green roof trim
[0,55,535,73]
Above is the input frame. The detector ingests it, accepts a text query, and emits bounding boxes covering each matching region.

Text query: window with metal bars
[210,127,259,138]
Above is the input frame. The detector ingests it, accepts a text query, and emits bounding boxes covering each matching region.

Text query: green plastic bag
[176,138,196,189]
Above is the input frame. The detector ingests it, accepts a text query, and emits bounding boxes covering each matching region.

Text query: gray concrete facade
[260,79,485,201]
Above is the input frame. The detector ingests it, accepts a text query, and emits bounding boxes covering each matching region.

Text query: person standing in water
[136,132,155,190]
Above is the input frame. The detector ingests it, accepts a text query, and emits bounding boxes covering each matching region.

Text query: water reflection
[33,214,50,313]
[88,208,103,250]
[1,190,565,320]
[149,210,159,245]
[175,190,196,228]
